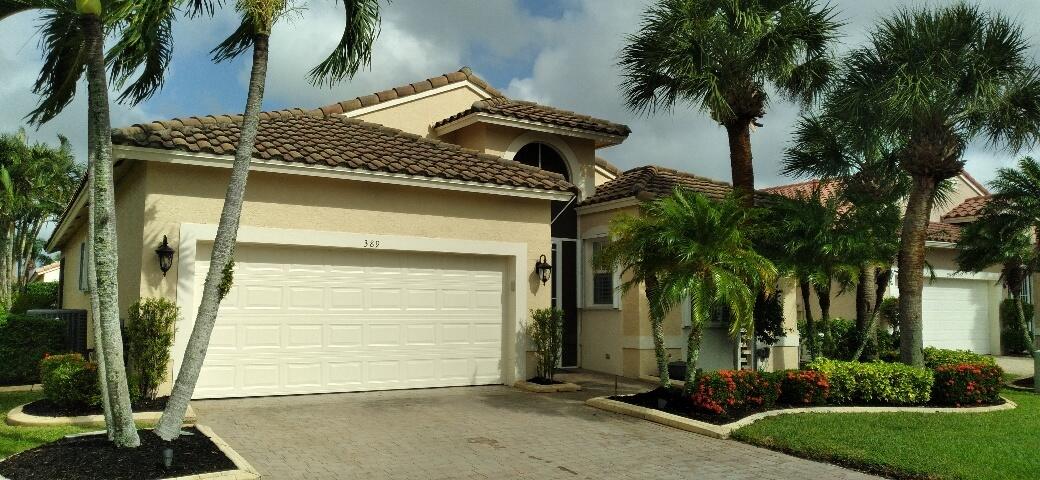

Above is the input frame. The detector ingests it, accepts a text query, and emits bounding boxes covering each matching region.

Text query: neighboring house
[28,261,60,283]
[48,68,634,399]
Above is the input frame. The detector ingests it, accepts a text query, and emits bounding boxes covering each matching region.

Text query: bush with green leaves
[526,308,563,382]
[923,347,995,370]
[808,358,933,405]
[40,353,100,409]
[10,282,60,314]
[1000,298,1035,355]
[0,313,65,385]
[820,317,858,360]
[932,362,1004,406]
[126,297,179,400]
[754,291,785,345]
[879,297,900,331]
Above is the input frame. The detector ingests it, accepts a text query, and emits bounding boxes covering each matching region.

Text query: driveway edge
[5,404,197,428]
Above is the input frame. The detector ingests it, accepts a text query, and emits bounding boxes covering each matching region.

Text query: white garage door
[189,244,506,399]
[922,278,991,354]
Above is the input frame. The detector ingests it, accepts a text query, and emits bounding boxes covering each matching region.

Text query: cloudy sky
[2,0,1040,188]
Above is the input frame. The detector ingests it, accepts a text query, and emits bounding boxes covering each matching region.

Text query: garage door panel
[190,245,506,399]
[922,278,991,354]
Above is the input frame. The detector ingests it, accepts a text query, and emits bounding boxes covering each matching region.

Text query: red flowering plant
[779,370,830,406]
[932,362,1003,406]
[689,370,781,417]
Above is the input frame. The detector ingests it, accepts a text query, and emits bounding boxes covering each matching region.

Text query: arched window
[512,142,570,181]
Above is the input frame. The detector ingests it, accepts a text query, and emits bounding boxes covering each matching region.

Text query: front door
[552,238,578,367]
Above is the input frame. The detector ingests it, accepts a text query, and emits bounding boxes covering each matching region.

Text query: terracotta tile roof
[435,97,632,139]
[595,157,620,176]
[761,179,840,200]
[314,67,506,116]
[927,222,962,243]
[111,109,574,193]
[580,165,732,205]
[941,195,991,223]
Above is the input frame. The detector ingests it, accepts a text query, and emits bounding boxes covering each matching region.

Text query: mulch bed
[526,376,567,386]
[1012,377,1035,389]
[22,396,169,418]
[0,427,236,480]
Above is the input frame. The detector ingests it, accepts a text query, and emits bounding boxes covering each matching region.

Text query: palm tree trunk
[82,13,139,448]
[856,263,876,334]
[0,222,12,308]
[725,119,755,206]
[87,177,114,439]
[800,280,816,360]
[644,275,671,388]
[156,34,270,441]
[853,268,892,362]
[898,176,937,367]
[682,320,702,396]
[815,282,832,355]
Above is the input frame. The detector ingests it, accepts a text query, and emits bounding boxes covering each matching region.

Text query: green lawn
[732,390,1040,480]
[0,391,91,460]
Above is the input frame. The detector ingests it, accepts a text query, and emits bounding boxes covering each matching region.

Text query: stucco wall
[352,85,486,137]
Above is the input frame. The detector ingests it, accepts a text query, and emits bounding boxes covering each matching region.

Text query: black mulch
[610,387,773,425]
[0,427,237,480]
[1013,377,1035,389]
[526,376,566,386]
[22,396,169,418]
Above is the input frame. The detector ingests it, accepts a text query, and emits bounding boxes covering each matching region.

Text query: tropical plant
[525,308,563,382]
[653,190,777,394]
[155,0,384,440]
[824,4,1040,367]
[619,0,840,203]
[956,209,1038,392]
[807,358,933,406]
[126,298,179,401]
[923,347,996,370]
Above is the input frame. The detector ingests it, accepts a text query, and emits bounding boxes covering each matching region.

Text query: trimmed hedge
[0,313,66,385]
[932,362,1004,406]
[10,281,60,314]
[1000,298,1035,355]
[779,370,830,406]
[808,358,933,405]
[40,353,100,409]
[690,370,781,416]
[923,347,995,370]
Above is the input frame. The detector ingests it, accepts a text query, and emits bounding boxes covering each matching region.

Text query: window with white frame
[1022,278,1033,305]
[589,239,614,306]
[77,242,89,292]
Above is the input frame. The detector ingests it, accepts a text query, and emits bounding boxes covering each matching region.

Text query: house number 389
[364,240,381,248]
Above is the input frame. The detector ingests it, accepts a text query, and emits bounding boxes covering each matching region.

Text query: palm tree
[154,0,383,440]
[825,4,1040,367]
[956,214,1037,392]
[618,0,840,203]
[654,189,776,394]
[0,0,176,448]
[595,206,676,387]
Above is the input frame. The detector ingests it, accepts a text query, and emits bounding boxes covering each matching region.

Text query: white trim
[340,81,493,118]
[594,164,618,182]
[958,172,989,197]
[926,240,958,249]
[575,197,640,215]
[173,223,529,390]
[501,132,588,200]
[46,187,88,252]
[434,112,626,147]
[895,267,1002,282]
[113,145,573,202]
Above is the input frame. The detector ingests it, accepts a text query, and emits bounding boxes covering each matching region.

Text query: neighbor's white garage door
[190,244,505,399]
[922,278,991,354]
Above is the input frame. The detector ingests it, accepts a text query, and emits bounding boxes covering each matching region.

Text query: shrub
[932,362,1004,406]
[127,297,179,400]
[779,370,830,406]
[923,347,995,370]
[1000,298,1035,355]
[40,353,100,409]
[754,291,785,345]
[525,308,563,381]
[0,313,66,385]
[10,282,60,314]
[879,297,900,332]
[689,370,781,417]
[821,317,857,360]
[807,358,933,405]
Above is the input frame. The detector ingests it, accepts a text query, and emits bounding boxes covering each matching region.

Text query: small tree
[126,298,179,401]
[525,308,563,383]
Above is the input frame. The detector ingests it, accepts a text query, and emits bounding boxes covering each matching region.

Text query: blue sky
[2,0,1040,190]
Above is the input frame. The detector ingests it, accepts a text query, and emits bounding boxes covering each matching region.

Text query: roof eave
[433,112,628,147]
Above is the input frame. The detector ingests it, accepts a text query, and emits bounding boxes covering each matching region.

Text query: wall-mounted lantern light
[535,254,553,285]
[156,235,175,277]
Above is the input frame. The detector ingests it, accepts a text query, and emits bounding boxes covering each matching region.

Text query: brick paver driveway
[194,371,880,480]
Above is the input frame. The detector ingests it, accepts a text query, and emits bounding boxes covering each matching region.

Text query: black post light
[156,235,175,277]
[535,254,553,285]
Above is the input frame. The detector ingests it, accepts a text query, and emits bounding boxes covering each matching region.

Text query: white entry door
[922,278,991,354]
[188,243,506,399]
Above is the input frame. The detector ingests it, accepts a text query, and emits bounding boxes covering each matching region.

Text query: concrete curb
[586,395,1017,439]
[5,404,197,428]
[0,385,41,394]
[514,381,582,393]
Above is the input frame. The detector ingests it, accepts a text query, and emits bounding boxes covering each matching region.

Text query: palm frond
[107,0,178,105]
[211,15,255,62]
[307,0,381,87]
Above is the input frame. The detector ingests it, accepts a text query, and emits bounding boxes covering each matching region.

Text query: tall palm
[596,206,677,387]
[654,189,776,394]
[619,0,840,203]
[154,0,383,440]
[0,0,177,448]
[956,214,1038,391]
[825,4,1040,367]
